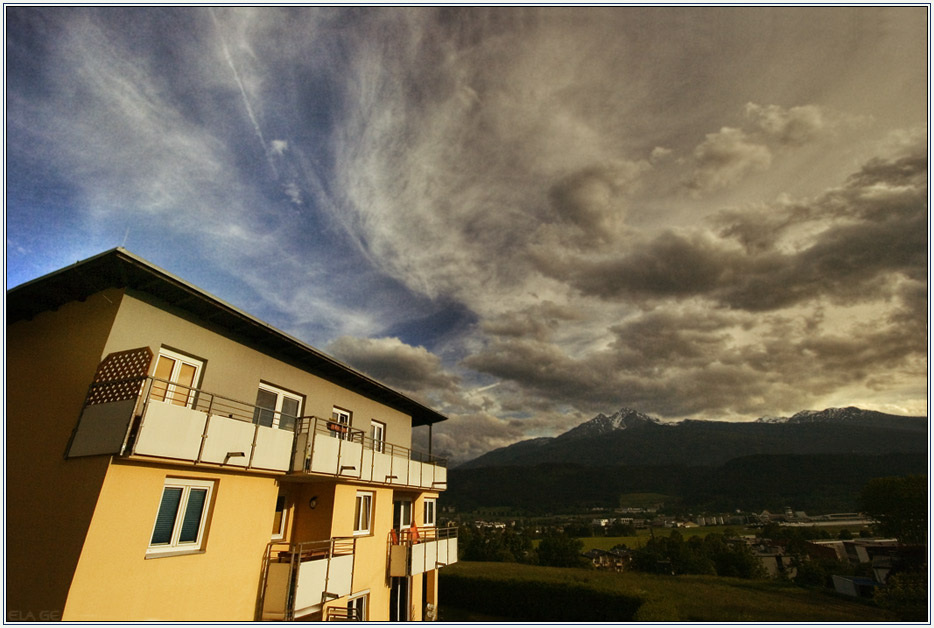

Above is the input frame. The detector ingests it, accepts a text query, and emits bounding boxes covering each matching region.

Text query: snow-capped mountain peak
[558,407,660,440]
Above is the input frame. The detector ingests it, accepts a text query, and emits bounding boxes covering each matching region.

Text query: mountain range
[457,406,927,469]
[446,407,928,514]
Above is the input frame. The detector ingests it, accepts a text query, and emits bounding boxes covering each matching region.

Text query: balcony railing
[67,375,295,473]
[67,372,447,487]
[292,416,447,489]
[261,537,356,621]
[388,526,458,577]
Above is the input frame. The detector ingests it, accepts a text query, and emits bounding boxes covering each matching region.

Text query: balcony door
[393,498,413,532]
[150,348,202,408]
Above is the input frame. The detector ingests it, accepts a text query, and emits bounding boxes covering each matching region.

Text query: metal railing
[84,375,446,476]
[135,376,299,431]
[390,525,458,547]
[295,415,447,468]
[260,537,357,622]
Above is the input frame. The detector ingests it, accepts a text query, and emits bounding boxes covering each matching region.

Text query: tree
[859,475,927,544]
[536,531,587,568]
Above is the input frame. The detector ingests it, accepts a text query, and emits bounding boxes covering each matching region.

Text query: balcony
[389,526,458,577]
[67,373,447,486]
[292,417,447,490]
[67,376,295,473]
[261,538,356,621]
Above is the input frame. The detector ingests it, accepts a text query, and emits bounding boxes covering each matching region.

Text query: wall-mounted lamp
[224,451,245,464]
[308,496,318,510]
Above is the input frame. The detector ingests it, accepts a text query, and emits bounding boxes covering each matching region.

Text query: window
[347,593,368,621]
[370,420,386,453]
[393,498,412,530]
[271,493,288,540]
[150,348,203,408]
[148,478,214,555]
[330,407,352,440]
[253,383,303,431]
[353,491,373,535]
[424,498,437,527]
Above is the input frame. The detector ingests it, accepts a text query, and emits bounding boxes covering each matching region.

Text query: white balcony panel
[444,537,458,566]
[308,435,341,475]
[408,460,422,487]
[134,402,205,461]
[199,416,254,467]
[372,451,393,484]
[251,426,295,472]
[411,540,438,576]
[390,455,409,485]
[68,399,136,457]
[338,440,363,479]
[261,562,291,621]
[294,554,353,617]
[358,448,374,482]
[419,462,435,489]
[433,464,448,489]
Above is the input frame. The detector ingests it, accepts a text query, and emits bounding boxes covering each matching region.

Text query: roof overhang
[7,248,448,427]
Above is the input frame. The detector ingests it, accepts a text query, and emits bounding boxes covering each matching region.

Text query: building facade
[6,248,456,621]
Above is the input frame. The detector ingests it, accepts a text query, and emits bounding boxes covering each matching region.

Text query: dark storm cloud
[326,336,460,397]
[535,142,927,313]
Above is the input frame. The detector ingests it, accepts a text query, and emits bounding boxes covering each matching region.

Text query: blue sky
[5,7,928,463]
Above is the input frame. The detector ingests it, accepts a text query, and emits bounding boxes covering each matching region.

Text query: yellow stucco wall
[63,463,279,621]
[6,289,123,621]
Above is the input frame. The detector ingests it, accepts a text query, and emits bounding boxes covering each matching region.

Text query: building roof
[7,248,448,427]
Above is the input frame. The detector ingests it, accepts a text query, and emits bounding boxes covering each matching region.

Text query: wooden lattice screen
[85,346,154,406]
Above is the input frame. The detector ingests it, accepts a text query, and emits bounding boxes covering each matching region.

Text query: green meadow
[439,561,898,622]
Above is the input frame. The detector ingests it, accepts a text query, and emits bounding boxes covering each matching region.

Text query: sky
[5,6,929,464]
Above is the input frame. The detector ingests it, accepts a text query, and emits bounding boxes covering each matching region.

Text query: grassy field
[439,561,899,622]
[552,525,756,551]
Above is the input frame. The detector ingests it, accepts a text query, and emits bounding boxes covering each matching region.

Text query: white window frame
[254,382,303,431]
[394,498,413,530]
[147,478,214,557]
[370,420,386,453]
[151,347,203,408]
[271,492,288,540]
[424,498,437,527]
[353,491,373,535]
[331,407,352,440]
[347,592,369,621]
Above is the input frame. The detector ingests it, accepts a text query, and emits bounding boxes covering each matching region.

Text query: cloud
[687,127,772,194]
[545,160,651,246]
[745,103,829,145]
[327,336,460,396]
[536,140,927,313]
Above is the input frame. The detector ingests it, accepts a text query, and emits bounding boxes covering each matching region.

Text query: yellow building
[6,248,457,621]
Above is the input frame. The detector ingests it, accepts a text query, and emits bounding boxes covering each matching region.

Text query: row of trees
[629,531,764,578]
[457,524,588,568]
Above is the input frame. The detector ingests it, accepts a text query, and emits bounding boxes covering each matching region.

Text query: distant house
[583,547,631,572]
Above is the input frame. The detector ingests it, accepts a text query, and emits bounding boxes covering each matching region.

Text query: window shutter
[178,488,208,543]
[151,487,182,545]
